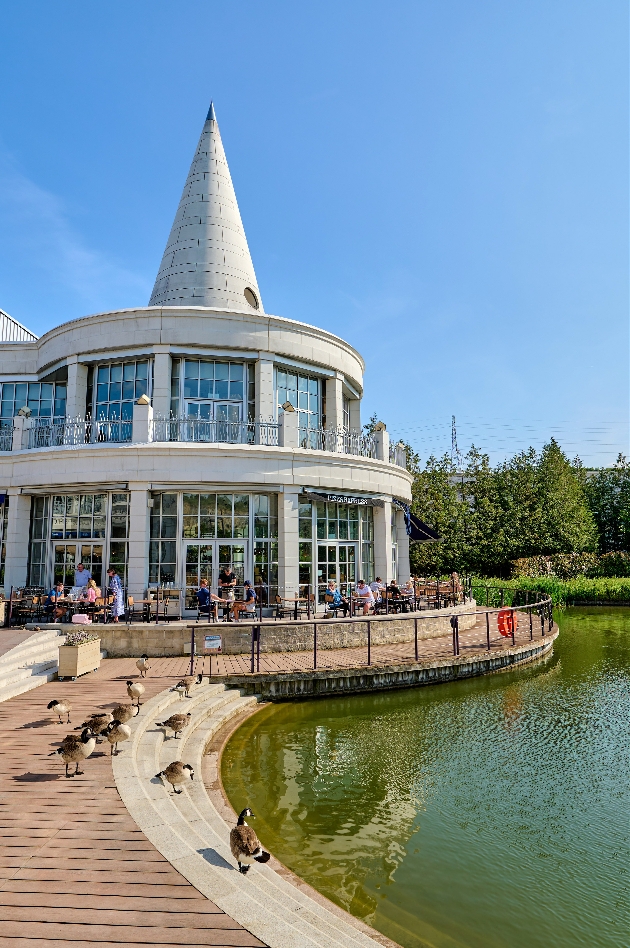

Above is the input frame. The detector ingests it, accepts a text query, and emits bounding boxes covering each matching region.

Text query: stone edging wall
[96,600,478,657]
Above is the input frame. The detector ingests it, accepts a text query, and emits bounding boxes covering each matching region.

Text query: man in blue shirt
[196,579,220,620]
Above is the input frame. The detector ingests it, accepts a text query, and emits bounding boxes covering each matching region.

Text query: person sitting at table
[353,579,374,616]
[369,577,384,603]
[74,563,92,588]
[325,580,350,617]
[218,565,237,600]
[232,581,257,621]
[79,578,99,603]
[196,579,221,620]
[44,582,66,620]
[388,579,402,598]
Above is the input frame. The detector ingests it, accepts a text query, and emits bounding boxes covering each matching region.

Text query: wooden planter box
[58,639,101,681]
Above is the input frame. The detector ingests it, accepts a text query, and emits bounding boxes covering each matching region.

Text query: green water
[222,609,630,948]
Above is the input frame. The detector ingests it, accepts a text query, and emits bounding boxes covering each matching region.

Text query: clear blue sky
[0,1,627,466]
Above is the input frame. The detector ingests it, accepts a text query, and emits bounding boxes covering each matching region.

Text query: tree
[585,455,630,552]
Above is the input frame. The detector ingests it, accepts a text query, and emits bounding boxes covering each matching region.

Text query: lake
[222,608,629,948]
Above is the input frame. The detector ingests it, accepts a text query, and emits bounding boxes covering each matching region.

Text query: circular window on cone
[244,287,259,309]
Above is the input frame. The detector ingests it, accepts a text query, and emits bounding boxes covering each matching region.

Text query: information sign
[204,635,222,652]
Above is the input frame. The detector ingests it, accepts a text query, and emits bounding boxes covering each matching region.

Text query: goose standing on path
[76,712,113,742]
[155,712,191,739]
[230,808,271,874]
[136,654,150,678]
[126,681,145,707]
[50,728,96,777]
[110,703,139,725]
[172,673,203,698]
[47,699,72,724]
[155,761,194,794]
[105,720,131,755]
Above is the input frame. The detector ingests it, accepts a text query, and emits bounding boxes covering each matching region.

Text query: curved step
[0,630,65,702]
[113,681,385,948]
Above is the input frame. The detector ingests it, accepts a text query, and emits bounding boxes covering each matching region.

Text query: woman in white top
[353,580,374,616]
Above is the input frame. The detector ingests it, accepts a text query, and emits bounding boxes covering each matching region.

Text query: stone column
[396,508,411,581]
[65,357,89,419]
[152,348,171,417]
[373,426,390,462]
[127,483,151,600]
[325,374,344,429]
[278,410,299,447]
[278,489,300,599]
[11,415,32,452]
[4,490,32,591]
[349,398,361,431]
[373,499,393,584]
[255,359,275,420]
[132,396,153,443]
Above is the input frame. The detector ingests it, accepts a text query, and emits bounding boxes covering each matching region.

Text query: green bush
[511,551,630,579]
[472,576,630,607]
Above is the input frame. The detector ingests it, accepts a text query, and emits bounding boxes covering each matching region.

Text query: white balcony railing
[7,413,406,468]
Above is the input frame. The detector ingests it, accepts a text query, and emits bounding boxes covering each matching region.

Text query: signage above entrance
[300,491,384,508]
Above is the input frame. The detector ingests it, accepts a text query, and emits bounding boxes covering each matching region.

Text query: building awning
[300,491,384,508]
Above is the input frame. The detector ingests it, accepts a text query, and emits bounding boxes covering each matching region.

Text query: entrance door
[184,543,213,611]
[53,544,76,587]
[183,541,247,613]
[78,544,104,589]
[317,543,357,597]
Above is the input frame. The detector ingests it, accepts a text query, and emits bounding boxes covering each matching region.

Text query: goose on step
[230,808,271,874]
[105,719,131,755]
[155,761,194,794]
[126,681,145,707]
[110,703,139,725]
[155,712,191,739]
[172,673,203,698]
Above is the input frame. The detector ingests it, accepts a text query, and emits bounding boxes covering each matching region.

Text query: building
[0,104,412,612]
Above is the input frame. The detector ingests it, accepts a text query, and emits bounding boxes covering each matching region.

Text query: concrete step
[0,658,57,688]
[112,683,383,948]
[0,665,58,703]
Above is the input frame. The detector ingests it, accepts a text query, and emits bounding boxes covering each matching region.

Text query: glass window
[253,540,278,606]
[93,360,150,435]
[177,360,246,414]
[49,494,107,540]
[276,370,320,442]
[0,381,66,425]
[178,493,250,540]
[253,494,278,539]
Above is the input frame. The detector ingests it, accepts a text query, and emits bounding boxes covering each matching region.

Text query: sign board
[204,635,222,652]
[301,490,384,508]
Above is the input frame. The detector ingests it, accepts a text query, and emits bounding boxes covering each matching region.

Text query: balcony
[1,413,408,469]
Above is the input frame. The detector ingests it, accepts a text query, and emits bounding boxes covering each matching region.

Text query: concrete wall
[96,601,477,657]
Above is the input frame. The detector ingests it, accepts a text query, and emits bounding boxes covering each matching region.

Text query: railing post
[256,624,261,672]
[510,608,515,646]
[529,608,533,640]
[500,588,504,608]
[313,622,317,670]
[132,396,153,444]
[373,426,389,462]
[540,608,544,638]
[414,616,418,660]
[189,625,195,676]
[367,620,371,666]
[250,626,256,674]
[485,611,490,649]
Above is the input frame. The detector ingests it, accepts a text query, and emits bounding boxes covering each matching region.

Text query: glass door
[184,543,213,612]
[214,402,241,442]
[317,543,357,597]
[77,544,103,590]
[216,542,246,598]
[53,544,76,587]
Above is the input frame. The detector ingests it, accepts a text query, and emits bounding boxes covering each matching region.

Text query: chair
[126,596,146,623]
[275,595,293,620]
[324,592,348,619]
[162,595,182,622]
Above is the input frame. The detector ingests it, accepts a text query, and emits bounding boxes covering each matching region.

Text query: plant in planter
[58,630,102,681]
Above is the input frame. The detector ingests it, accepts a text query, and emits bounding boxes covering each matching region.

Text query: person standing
[218,564,237,601]
[106,567,125,623]
[74,563,92,588]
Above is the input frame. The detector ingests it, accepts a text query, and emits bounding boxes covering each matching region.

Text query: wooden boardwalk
[0,653,265,948]
[202,611,545,676]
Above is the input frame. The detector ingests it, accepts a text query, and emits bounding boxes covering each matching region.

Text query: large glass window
[0,382,66,427]
[299,499,374,592]
[276,370,320,436]
[254,540,278,604]
[149,493,177,584]
[51,494,107,540]
[94,360,149,422]
[253,494,277,538]
[183,360,243,406]
[181,493,250,539]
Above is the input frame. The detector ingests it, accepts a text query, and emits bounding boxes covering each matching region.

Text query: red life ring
[497,609,517,637]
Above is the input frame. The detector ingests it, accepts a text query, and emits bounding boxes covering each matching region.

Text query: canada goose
[230,808,271,874]
[50,727,96,777]
[172,673,203,698]
[105,719,131,755]
[155,761,194,794]
[155,712,191,739]
[136,654,150,678]
[76,712,113,742]
[126,681,145,707]
[47,699,72,724]
[110,703,139,725]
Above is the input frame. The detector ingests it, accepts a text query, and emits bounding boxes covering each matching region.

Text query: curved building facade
[0,105,412,611]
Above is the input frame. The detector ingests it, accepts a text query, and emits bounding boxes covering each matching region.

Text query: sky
[0,1,627,467]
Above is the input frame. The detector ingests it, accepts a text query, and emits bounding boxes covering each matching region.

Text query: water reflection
[222,609,630,948]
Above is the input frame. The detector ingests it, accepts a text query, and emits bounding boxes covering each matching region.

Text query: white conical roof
[0,308,37,342]
[149,103,263,312]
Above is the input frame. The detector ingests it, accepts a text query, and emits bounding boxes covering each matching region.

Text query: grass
[471,576,630,608]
